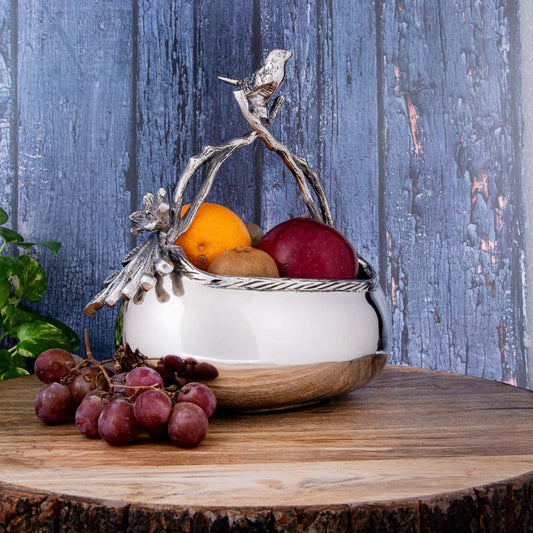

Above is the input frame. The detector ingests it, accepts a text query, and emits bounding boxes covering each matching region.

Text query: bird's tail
[218,76,240,86]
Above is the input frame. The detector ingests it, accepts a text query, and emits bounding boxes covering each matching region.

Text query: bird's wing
[252,63,273,87]
[245,81,277,102]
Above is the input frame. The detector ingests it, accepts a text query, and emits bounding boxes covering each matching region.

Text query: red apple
[257,217,359,280]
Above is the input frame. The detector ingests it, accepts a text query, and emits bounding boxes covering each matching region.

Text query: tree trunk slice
[1,366,533,532]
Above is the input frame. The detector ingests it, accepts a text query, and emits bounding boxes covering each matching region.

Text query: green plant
[0,207,80,380]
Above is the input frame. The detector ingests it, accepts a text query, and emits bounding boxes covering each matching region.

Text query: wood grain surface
[1,366,533,531]
[198,353,387,411]
[0,1,528,387]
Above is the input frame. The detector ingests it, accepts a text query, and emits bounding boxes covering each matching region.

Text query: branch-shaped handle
[233,90,334,227]
[166,95,289,244]
[166,132,258,245]
[84,51,337,316]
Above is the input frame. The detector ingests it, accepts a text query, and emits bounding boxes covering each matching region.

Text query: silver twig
[232,89,333,226]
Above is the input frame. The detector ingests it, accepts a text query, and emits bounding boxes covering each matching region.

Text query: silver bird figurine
[218,49,292,121]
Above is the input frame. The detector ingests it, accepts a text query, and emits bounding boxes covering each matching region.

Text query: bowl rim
[168,246,379,294]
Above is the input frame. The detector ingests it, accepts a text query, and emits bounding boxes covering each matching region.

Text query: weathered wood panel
[136,0,196,202]
[259,0,323,231]
[380,0,527,386]
[0,0,14,222]
[1,0,528,386]
[16,0,134,357]
[260,1,380,267]
[136,1,258,227]
[192,1,256,224]
[322,1,380,267]
[521,2,533,392]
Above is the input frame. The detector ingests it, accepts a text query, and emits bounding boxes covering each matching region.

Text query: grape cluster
[33,347,218,448]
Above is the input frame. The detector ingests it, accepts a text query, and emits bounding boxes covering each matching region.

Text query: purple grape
[108,391,128,402]
[181,359,219,381]
[111,371,128,394]
[189,361,219,380]
[102,361,117,376]
[85,389,112,400]
[177,382,217,418]
[34,383,75,424]
[153,360,176,387]
[168,402,208,448]
[34,349,77,384]
[125,366,164,398]
[161,354,185,373]
[133,389,172,435]
[75,392,110,438]
[68,366,108,405]
[98,398,139,446]
[72,354,84,365]
[147,426,170,441]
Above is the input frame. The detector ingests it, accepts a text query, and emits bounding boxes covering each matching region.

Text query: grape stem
[117,383,174,396]
[61,359,88,385]
[84,329,113,389]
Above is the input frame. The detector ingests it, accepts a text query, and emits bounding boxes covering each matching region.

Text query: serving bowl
[119,247,391,411]
[87,50,392,411]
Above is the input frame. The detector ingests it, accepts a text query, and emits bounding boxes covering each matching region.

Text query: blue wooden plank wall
[0,0,528,387]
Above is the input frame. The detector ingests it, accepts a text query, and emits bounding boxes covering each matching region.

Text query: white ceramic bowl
[119,248,391,411]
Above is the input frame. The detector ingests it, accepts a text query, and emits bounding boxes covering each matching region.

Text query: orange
[175,202,251,270]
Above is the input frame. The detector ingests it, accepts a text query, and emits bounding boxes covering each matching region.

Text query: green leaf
[0,306,78,353]
[18,241,61,256]
[20,309,80,351]
[0,227,24,244]
[0,280,10,308]
[0,351,27,381]
[12,353,26,369]
[40,315,80,351]
[16,319,65,342]
[0,367,29,380]
[0,256,23,281]
[37,241,61,255]
[0,349,12,373]
[0,208,8,225]
[12,255,47,302]
[114,299,124,349]
[16,338,66,359]
[1,304,39,336]
[15,320,72,358]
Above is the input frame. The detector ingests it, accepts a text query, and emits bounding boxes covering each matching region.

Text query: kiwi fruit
[208,247,279,278]
[245,223,264,247]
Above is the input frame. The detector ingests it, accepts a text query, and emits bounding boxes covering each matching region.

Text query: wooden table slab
[1,366,533,532]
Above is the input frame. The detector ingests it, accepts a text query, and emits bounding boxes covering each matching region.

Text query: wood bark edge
[1,471,532,532]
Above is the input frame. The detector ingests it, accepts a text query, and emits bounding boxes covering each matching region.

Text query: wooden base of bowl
[193,353,387,411]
